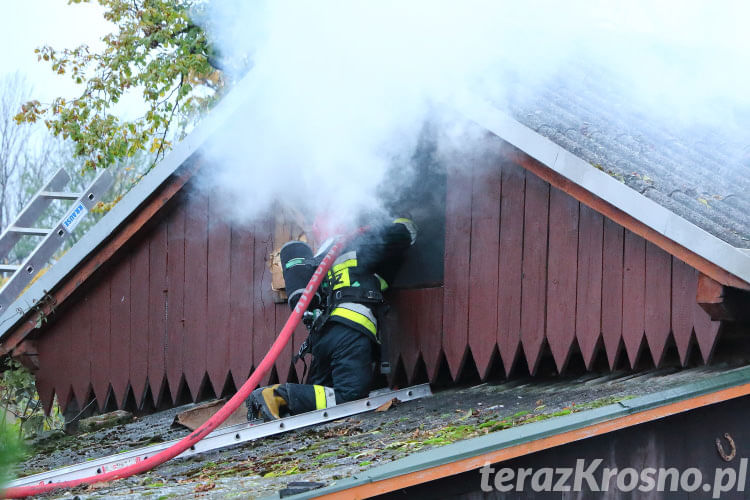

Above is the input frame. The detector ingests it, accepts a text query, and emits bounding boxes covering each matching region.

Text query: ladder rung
[38,191,82,200]
[0,169,69,259]
[0,169,114,313]
[0,264,20,273]
[7,226,51,236]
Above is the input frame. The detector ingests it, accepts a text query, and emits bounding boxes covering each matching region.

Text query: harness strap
[332,287,383,304]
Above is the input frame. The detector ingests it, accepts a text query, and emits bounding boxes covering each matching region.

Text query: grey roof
[506,65,750,248]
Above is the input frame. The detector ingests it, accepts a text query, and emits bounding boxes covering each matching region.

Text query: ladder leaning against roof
[0,167,113,314]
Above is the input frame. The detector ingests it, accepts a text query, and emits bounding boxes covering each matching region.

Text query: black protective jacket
[320,217,417,342]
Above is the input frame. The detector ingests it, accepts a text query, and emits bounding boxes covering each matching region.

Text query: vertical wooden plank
[601,218,624,369]
[229,223,254,389]
[34,330,57,414]
[644,242,672,366]
[183,188,209,399]
[148,222,168,401]
[274,302,293,382]
[384,290,403,387]
[110,256,131,408]
[497,162,525,375]
[54,314,73,414]
[409,288,443,383]
[70,296,92,409]
[418,287,444,383]
[693,299,721,363]
[467,162,501,379]
[412,290,440,383]
[395,290,419,380]
[206,186,232,394]
[546,187,579,373]
[252,216,276,384]
[129,238,150,406]
[165,198,186,402]
[35,379,56,416]
[622,230,646,368]
[442,165,472,380]
[405,291,421,383]
[520,171,550,375]
[89,277,111,409]
[83,295,94,406]
[671,258,695,365]
[575,205,603,368]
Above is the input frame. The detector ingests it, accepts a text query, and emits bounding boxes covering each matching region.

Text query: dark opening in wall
[380,124,446,289]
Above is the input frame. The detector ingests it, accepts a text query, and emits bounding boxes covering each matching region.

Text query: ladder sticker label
[62,202,87,233]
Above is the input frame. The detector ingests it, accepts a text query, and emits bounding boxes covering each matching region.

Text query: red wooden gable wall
[32,148,721,414]
[433,157,720,382]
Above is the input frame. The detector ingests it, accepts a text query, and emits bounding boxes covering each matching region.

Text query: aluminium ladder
[8,384,432,488]
[0,167,113,313]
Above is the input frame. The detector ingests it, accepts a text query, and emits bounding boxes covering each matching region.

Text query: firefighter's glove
[246,384,289,421]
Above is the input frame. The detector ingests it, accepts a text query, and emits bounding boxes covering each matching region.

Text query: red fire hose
[3,235,349,499]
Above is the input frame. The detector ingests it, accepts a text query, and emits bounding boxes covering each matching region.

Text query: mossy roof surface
[505,62,750,247]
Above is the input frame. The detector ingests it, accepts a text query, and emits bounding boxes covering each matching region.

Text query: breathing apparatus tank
[280,240,321,311]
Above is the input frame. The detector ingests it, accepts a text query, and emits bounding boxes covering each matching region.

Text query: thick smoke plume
[199,1,750,227]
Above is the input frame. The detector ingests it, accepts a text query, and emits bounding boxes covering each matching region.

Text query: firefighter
[246,216,417,421]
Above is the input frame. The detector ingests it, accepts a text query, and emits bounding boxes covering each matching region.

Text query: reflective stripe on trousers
[313,385,337,409]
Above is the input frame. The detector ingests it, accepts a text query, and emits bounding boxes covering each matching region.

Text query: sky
[1,0,110,103]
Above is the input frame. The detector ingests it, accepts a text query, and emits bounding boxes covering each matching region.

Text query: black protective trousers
[280,321,374,415]
[307,321,374,402]
[247,322,375,419]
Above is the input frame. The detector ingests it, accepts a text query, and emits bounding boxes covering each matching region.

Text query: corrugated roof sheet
[505,64,750,248]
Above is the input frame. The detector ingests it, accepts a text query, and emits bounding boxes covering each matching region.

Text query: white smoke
[198,0,750,226]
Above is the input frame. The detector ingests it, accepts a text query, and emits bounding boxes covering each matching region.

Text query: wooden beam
[506,149,750,291]
[0,159,201,357]
[697,273,750,322]
[10,339,39,371]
